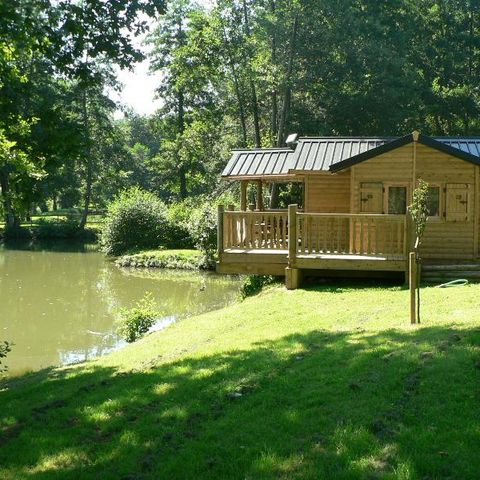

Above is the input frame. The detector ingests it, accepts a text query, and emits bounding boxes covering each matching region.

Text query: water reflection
[0,243,240,377]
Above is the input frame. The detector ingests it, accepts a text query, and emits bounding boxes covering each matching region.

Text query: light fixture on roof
[285,133,299,148]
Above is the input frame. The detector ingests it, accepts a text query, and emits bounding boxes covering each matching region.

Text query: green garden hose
[435,279,469,288]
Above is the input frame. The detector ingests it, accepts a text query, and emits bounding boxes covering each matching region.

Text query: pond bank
[2,282,480,478]
[115,248,204,270]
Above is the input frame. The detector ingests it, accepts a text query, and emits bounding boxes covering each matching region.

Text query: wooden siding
[305,171,351,213]
[353,143,477,259]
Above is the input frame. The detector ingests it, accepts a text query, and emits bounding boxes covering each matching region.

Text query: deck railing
[222,210,289,250]
[220,208,407,257]
[296,213,406,257]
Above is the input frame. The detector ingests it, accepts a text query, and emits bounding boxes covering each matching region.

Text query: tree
[408,179,430,323]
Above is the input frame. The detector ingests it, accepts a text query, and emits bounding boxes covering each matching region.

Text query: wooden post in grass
[286,204,300,289]
[409,251,417,324]
[217,205,224,256]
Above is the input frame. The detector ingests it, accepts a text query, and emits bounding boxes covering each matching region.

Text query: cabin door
[359,182,383,213]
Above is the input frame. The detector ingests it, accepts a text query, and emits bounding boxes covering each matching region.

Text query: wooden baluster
[359,218,364,254]
[288,205,298,262]
[232,214,237,247]
[267,214,271,248]
[367,218,371,254]
[397,220,401,255]
[336,217,343,253]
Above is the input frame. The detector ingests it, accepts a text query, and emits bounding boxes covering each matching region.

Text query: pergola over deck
[218,133,480,288]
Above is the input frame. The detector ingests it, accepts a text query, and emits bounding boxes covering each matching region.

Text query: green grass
[1,281,480,479]
[116,249,203,269]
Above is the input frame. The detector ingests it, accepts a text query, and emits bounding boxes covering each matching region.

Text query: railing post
[288,204,298,265]
[217,205,224,255]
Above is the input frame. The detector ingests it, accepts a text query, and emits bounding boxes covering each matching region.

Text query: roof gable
[329,134,480,172]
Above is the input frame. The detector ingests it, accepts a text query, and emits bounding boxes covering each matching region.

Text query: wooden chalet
[216,132,480,288]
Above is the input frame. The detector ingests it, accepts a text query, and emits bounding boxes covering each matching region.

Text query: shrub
[166,200,195,249]
[101,188,170,256]
[0,341,12,373]
[117,293,159,343]
[188,203,218,269]
[241,275,277,298]
[34,217,81,239]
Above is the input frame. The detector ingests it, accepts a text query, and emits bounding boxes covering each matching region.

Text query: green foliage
[187,203,218,269]
[101,188,171,256]
[117,293,159,343]
[34,217,81,239]
[166,200,196,249]
[408,179,430,247]
[116,249,202,270]
[241,275,277,298]
[0,340,12,374]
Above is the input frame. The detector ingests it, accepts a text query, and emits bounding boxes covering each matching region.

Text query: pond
[0,242,241,377]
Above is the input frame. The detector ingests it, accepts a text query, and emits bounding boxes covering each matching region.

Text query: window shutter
[359,183,383,213]
[445,183,471,222]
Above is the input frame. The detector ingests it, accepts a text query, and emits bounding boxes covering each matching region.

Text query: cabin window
[387,186,407,214]
[446,183,470,222]
[360,182,383,213]
[427,186,440,217]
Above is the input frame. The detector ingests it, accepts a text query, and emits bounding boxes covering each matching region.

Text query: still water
[0,242,241,377]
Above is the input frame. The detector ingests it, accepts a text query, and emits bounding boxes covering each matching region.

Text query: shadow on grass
[1,325,479,479]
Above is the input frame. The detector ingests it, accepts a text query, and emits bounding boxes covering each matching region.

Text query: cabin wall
[305,171,351,213]
[353,143,478,260]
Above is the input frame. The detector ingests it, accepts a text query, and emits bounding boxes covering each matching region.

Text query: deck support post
[217,205,224,256]
[240,181,248,211]
[256,180,263,211]
[285,267,301,290]
[286,204,300,289]
[409,251,417,324]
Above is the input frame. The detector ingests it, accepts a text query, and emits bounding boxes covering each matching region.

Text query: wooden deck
[217,207,409,287]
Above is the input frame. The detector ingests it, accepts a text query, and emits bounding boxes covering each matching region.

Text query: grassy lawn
[116,249,203,269]
[1,281,480,479]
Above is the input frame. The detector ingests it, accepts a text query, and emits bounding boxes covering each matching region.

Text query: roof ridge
[298,136,397,140]
[231,147,294,152]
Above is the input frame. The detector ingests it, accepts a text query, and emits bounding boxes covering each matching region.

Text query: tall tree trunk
[277,13,299,147]
[270,0,278,142]
[242,0,261,148]
[221,23,248,147]
[177,87,187,199]
[79,87,91,230]
[0,170,17,228]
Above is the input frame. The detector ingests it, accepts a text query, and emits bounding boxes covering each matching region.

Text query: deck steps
[422,263,480,284]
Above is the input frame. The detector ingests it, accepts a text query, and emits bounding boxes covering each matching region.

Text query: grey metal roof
[221,136,480,178]
[221,148,294,177]
[289,137,395,171]
[434,137,480,157]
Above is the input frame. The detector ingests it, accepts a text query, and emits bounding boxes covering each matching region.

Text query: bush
[0,340,12,373]
[166,200,195,249]
[34,217,81,239]
[187,203,218,269]
[241,275,277,298]
[101,188,171,256]
[117,293,159,343]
